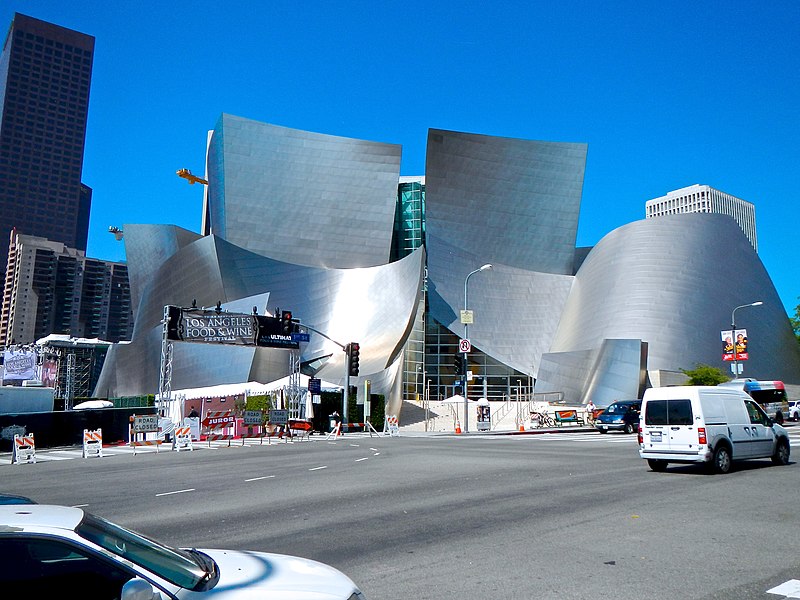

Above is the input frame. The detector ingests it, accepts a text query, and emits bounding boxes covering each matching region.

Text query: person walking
[586,400,597,425]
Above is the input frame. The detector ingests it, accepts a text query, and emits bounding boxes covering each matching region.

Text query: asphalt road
[3,430,800,600]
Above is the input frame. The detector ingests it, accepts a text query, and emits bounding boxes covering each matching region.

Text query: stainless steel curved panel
[206,114,402,269]
[96,227,425,397]
[425,129,587,274]
[426,233,573,376]
[552,214,800,383]
[122,224,202,317]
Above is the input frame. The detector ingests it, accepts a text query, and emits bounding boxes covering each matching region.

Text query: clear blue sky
[4,1,798,314]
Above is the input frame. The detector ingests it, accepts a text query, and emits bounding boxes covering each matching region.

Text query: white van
[638,386,791,474]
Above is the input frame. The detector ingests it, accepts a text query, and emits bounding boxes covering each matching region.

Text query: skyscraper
[645,184,757,251]
[0,230,133,346]
[0,13,95,281]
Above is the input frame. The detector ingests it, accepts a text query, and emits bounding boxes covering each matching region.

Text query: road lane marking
[767,579,800,597]
[309,466,328,471]
[355,457,369,462]
[245,475,276,482]
[155,489,195,497]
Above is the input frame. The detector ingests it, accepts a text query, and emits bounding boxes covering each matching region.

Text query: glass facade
[391,178,528,403]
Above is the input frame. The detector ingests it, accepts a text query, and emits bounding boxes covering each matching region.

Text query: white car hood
[185,548,358,599]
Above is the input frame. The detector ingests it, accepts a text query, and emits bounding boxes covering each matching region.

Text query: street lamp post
[731,301,763,377]
[463,263,492,433]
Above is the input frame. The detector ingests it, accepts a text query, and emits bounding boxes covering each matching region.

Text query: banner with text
[3,349,37,381]
[165,306,299,349]
[721,328,749,361]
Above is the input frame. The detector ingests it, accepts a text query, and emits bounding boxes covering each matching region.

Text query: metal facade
[547,213,800,385]
[206,114,402,268]
[95,228,425,404]
[95,118,800,415]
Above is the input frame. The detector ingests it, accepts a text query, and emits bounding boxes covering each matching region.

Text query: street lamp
[462,263,492,433]
[731,301,763,377]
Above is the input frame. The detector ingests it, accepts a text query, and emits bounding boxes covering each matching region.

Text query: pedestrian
[188,406,199,418]
[586,400,596,424]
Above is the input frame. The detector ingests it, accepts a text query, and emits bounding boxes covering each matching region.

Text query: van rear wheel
[710,445,732,474]
[647,459,668,472]
[771,439,790,465]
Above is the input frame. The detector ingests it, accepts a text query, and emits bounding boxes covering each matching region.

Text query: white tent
[169,376,342,423]
[173,376,340,400]
[439,394,475,404]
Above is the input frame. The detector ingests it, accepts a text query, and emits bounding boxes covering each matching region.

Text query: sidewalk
[398,399,596,436]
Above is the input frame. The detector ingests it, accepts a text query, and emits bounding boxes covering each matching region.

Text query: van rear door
[642,399,671,450]
[663,399,695,451]
[642,398,694,451]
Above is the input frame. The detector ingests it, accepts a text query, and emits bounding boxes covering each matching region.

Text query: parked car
[639,385,791,474]
[595,400,641,434]
[788,400,799,421]
[0,504,366,598]
[0,492,36,505]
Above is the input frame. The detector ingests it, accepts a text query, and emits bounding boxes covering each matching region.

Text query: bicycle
[529,411,555,428]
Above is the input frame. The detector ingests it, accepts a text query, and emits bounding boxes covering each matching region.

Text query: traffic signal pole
[290,321,354,423]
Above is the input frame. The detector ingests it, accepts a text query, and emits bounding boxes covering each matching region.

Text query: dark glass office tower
[0,13,94,279]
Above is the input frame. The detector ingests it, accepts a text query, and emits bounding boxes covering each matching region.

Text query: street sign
[243,410,263,426]
[291,332,311,342]
[459,339,472,353]
[202,413,235,428]
[269,409,289,425]
[308,378,321,394]
[460,310,474,325]
[132,415,159,433]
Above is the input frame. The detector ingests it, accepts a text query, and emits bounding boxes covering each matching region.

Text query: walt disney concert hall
[94,114,800,416]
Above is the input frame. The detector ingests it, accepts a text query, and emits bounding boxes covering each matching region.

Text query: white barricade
[386,415,400,437]
[184,416,201,441]
[82,428,103,458]
[129,414,163,455]
[173,426,194,451]
[12,433,36,464]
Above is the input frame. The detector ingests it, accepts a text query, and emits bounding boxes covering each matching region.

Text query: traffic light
[454,354,464,376]
[281,310,294,334]
[348,342,360,376]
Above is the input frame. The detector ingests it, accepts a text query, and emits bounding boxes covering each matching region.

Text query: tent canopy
[173,376,340,401]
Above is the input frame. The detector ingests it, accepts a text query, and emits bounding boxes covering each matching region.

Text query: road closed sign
[269,409,289,425]
[132,415,159,433]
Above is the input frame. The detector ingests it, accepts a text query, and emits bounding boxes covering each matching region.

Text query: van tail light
[698,427,707,445]
[637,426,643,445]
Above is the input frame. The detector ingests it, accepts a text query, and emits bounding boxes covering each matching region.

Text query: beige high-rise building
[645,184,757,251]
[0,229,133,346]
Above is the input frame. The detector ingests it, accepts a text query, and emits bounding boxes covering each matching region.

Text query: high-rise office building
[0,230,133,346]
[645,184,757,251]
[0,13,95,281]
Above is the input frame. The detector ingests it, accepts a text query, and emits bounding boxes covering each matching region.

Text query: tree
[791,297,800,346]
[680,364,730,386]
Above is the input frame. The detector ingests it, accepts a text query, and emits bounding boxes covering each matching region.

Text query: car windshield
[76,513,209,589]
